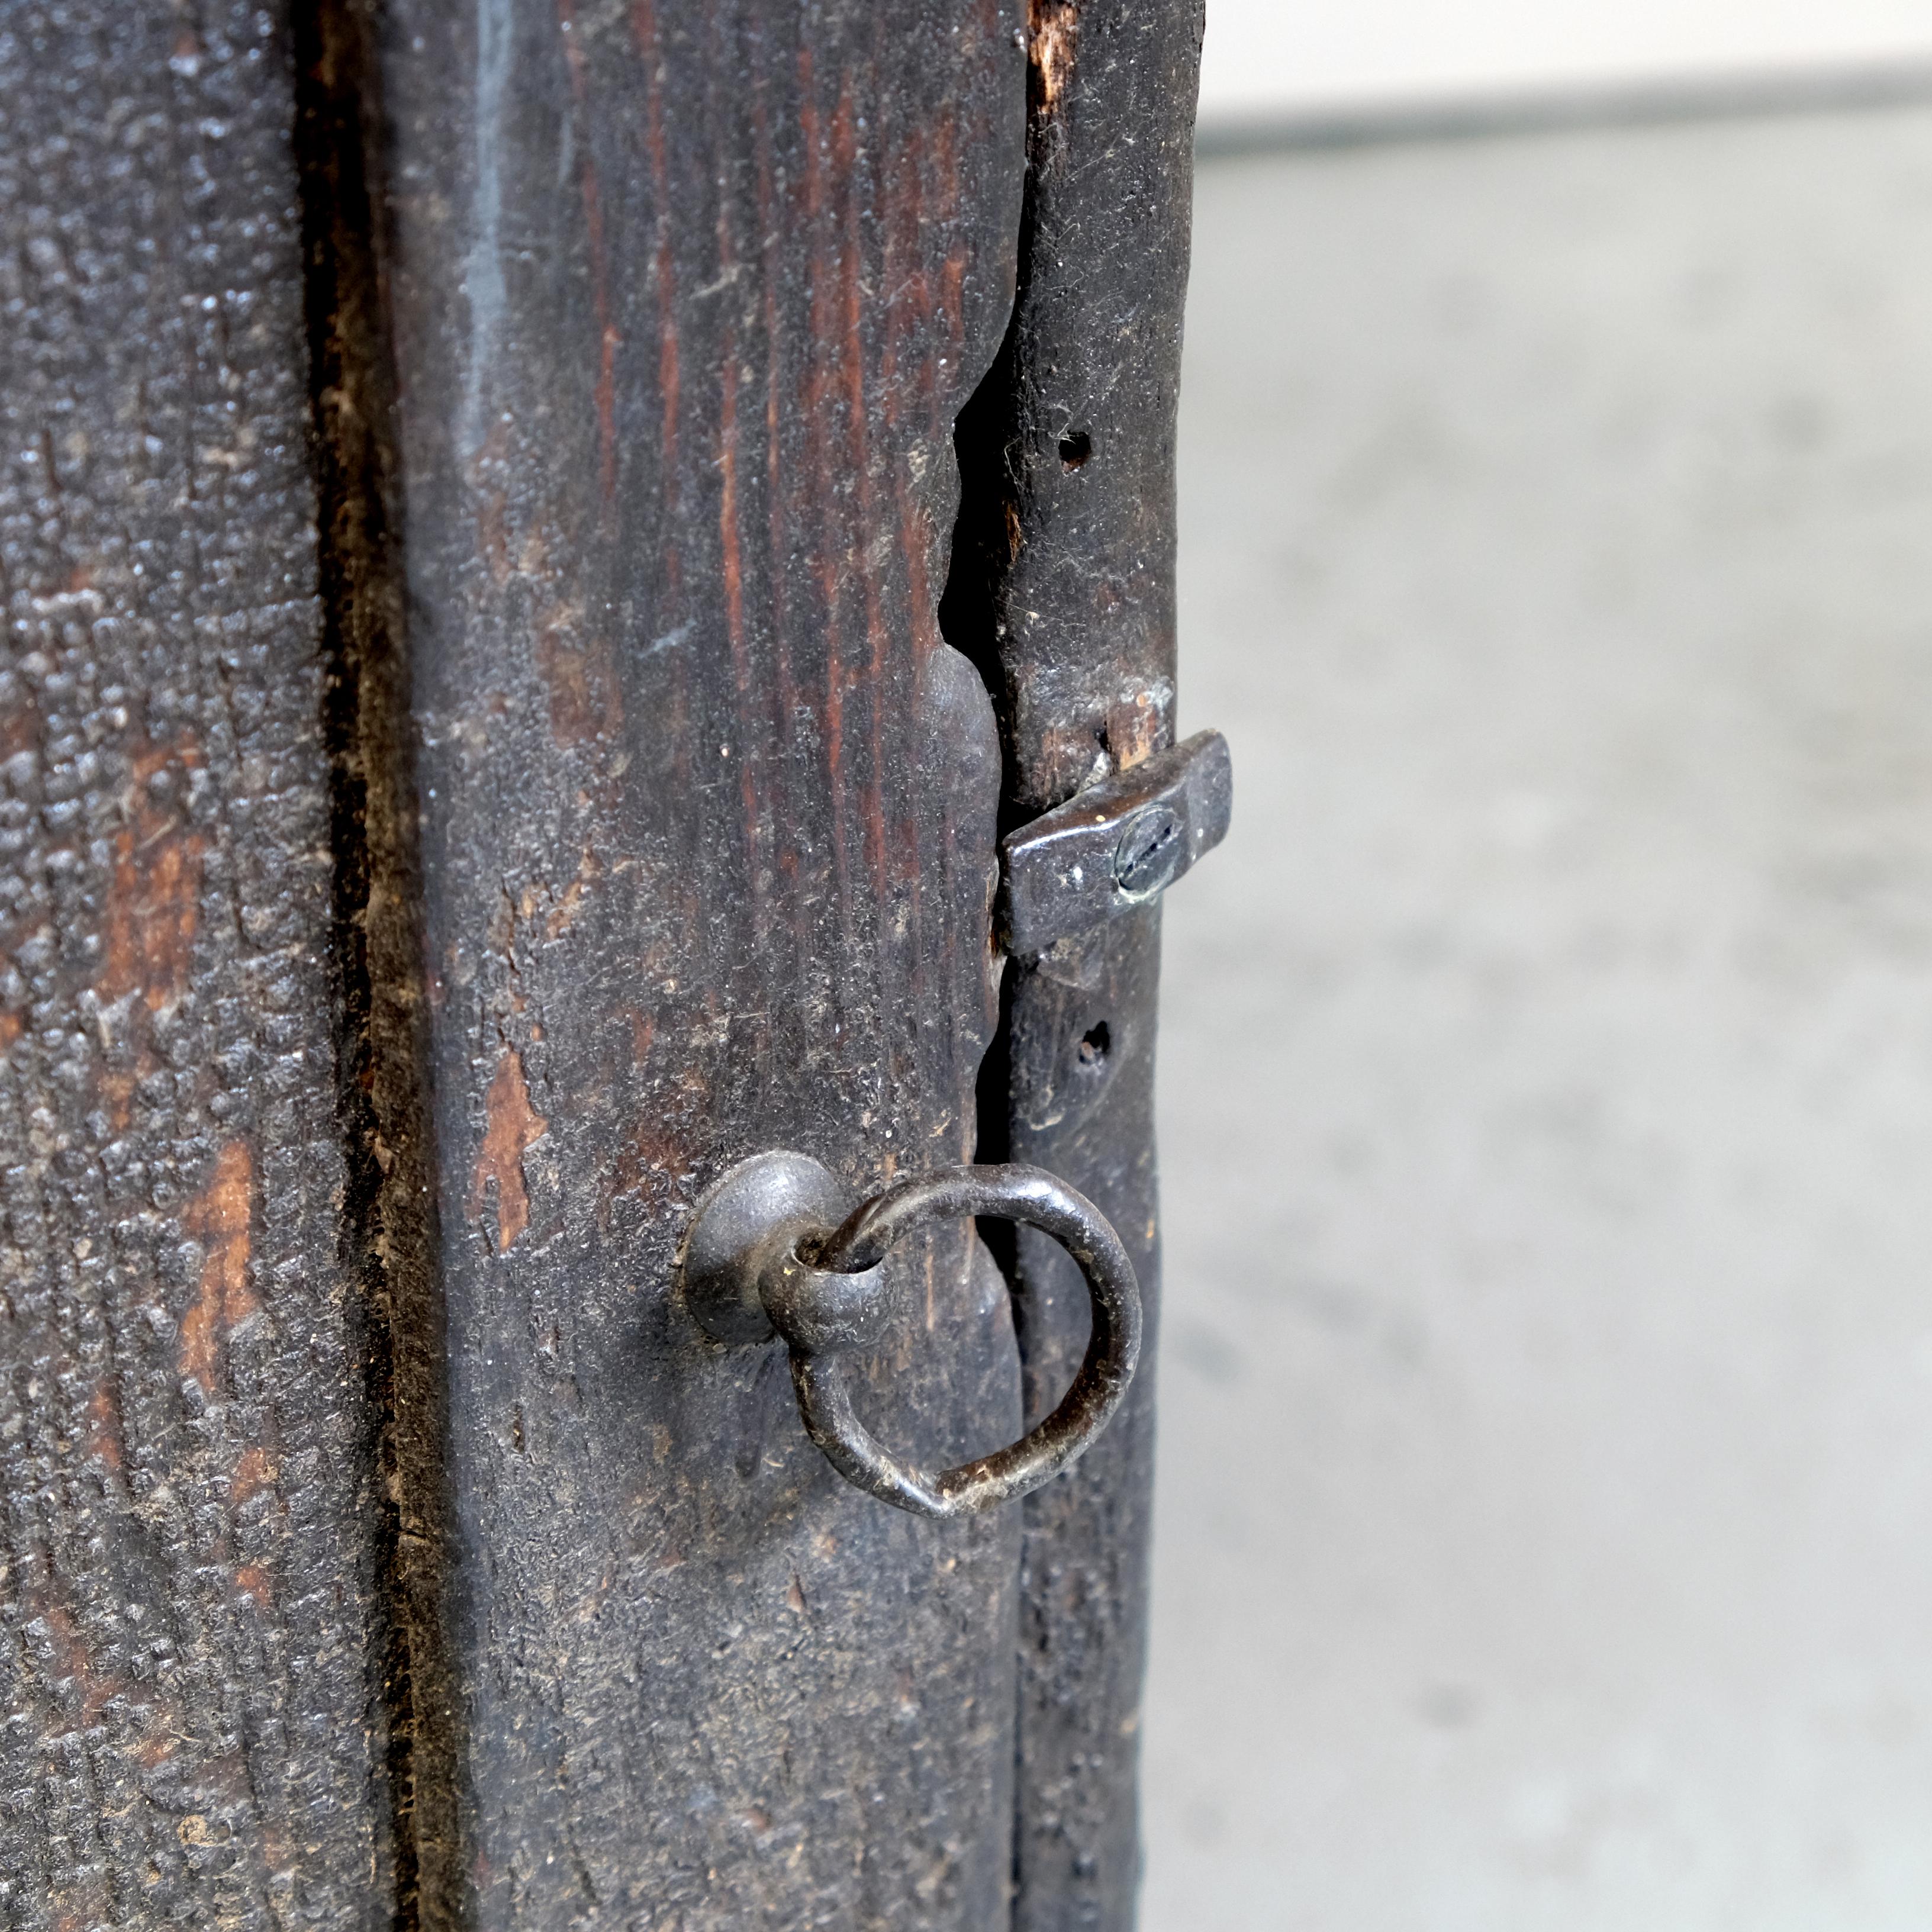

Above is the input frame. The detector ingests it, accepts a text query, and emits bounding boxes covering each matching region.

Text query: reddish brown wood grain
[0,4,391,1923]
[2,1,1202,1919]
[375,1,1032,1921]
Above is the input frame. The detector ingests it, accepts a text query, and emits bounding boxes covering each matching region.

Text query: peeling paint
[230,1444,276,1505]
[85,1380,124,1474]
[469,1045,548,1250]
[178,1140,257,1396]
[98,741,205,1012]
[1029,0,1078,112]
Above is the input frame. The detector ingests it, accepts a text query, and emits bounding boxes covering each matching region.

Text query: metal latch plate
[1000,729,1232,957]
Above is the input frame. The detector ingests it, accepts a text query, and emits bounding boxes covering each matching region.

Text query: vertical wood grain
[944,2,1205,1924]
[376,1,1031,1921]
[0,4,391,1923]
[0,3,1201,1918]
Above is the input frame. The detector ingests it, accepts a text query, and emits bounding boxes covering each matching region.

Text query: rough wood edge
[294,4,465,1923]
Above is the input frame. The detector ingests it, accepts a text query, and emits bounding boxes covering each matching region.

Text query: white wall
[1199,0,1932,124]
[1149,105,1932,1930]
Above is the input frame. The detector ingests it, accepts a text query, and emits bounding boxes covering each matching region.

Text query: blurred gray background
[1142,56,1932,1932]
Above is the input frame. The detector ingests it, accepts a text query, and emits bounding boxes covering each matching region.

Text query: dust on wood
[0,4,392,1923]
[944,1,1205,1924]
[378,0,1032,1920]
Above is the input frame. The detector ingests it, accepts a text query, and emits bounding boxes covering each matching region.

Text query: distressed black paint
[0,4,389,1924]
[0,0,1202,1920]
[376,0,1031,1922]
[945,2,1206,1925]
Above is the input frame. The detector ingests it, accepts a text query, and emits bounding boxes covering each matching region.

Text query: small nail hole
[1076,1022,1110,1068]
[1058,429,1092,469]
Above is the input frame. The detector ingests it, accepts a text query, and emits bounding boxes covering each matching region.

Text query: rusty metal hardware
[999,728,1233,958]
[677,1153,1141,1519]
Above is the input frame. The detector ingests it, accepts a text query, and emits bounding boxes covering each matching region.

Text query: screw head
[1112,804,1185,901]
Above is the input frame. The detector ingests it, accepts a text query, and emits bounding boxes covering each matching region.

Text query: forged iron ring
[780,1164,1142,1519]
[676,1153,1142,1520]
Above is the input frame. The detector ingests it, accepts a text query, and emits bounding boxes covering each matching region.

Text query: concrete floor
[1142,105,1932,1929]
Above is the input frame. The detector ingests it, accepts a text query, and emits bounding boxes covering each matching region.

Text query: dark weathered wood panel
[377,1,1029,1921]
[0,4,389,1925]
[945,3,1204,1925]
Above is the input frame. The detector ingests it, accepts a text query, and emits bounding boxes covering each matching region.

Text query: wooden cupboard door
[1,0,1200,1924]
[370,1,1031,1922]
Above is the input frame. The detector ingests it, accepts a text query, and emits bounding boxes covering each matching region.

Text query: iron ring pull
[677,1155,1142,1520]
